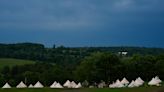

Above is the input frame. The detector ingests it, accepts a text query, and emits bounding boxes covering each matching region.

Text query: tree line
[0,43,164,86]
[0,53,164,86]
[0,43,164,68]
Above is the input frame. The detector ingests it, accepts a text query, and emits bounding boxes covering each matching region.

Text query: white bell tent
[54,83,63,88]
[75,82,82,88]
[136,77,144,84]
[128,80,136,88]
[16,81,27,88]
[148,76,162,86]
[63,80,71,87]
[34,81,44,88]
[121,78,129,86]
[28,84,34,88]
[71,81,77,88]
[50,81,57,88]
[115,79,124,88]
[109,79,124,88]
[2,83,11,88]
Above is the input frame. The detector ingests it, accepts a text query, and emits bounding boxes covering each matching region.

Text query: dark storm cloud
[0,0,164,47]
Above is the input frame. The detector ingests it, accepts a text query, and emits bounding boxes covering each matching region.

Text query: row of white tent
[2,76,162,89]
[2,81,44,89]
[109,77,144,88]
[2,80,82,89]
[109,76,162,88]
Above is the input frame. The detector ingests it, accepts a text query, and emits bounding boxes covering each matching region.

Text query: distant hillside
[0,58,35,69]
[0,43,164,69]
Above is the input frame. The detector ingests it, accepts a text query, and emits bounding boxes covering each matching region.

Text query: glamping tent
[114,79,124,88]
[50,81,63,88]
[54,83,63,88]
[63,80,81,88]
[34,81,44,88]
[28,84,34,88]
[154,76,162,84]
[50,81,57,88]
[63,80,71,88]
[2,83,11,88]
[128,78,144,88]
[136,77,144,84]
[134,78,144,87]
[71,81,77,88]
[148,78,156,86]
[128,80,136,88]
[109,82,116,88]
[75,83,82,88]
[109,79,124,88]
[16,81,27,88]
[148,76,162,86]
[121,78,129,86]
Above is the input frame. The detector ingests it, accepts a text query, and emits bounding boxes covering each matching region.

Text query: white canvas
[71,81,77,88]
[34,81,44,88]
[136,77,144,84]
[28,84,34,88]
[55,83,63,88]
[63,80,71,87]
[128,80,136,88]
[16,81,27,88]
[75,82,82,88]
[121,77,129,85]
[2,83,11,88]
[148,76,162,86]
[109,79,124,88]
[50,81,57,88]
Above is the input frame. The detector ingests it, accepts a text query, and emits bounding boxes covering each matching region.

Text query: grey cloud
[0,0,164,31]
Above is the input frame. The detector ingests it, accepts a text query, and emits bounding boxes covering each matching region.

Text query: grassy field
[0,58,35,69]
[0,87,164,92]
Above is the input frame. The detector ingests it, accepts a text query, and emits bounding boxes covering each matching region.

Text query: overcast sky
[0,0,164,47]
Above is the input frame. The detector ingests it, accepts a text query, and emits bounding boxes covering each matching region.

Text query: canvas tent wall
[16,81,27,88]
[128,79,144,88]
[136,77,144,84]
[148,76,162,86]
[63,80,71,87]
[154,76,162,84]
[50,81,57,88]
[115,79,124,88]
[34,81,44,88]
[71,81,77,88]
[28,84,34,88]
[121,77,129,86]
[109,79,124,88]
[128,80,136,88]
[2,83,11,88]
[75,83,82,88]
[134,79,144,87]
[54,83,63,88]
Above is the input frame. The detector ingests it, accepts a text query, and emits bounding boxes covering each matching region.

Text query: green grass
[0,58,35,69]
[0,87,163,92]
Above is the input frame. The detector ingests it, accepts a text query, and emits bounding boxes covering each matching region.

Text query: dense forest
[0,43,164,86]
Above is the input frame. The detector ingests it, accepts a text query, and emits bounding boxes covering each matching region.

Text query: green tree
[74,52,121,83]
[1,66,10,75]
